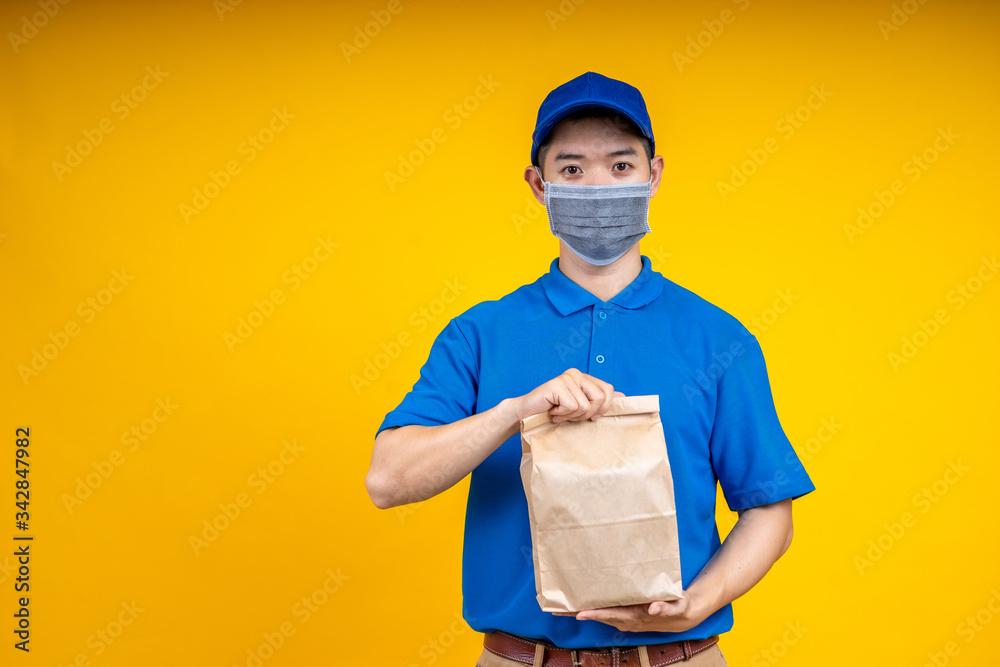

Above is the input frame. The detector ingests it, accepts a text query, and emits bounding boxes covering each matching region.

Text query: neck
[557,243,643,302]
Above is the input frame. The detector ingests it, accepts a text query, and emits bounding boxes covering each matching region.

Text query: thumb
[649,598,685,616]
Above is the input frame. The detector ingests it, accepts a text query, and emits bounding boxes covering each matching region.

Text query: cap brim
[531,101,652,165]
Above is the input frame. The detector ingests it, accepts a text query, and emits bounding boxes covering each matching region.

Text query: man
[366,72,815,666]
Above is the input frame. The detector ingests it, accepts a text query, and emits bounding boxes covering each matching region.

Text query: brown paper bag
[519,394,683,613]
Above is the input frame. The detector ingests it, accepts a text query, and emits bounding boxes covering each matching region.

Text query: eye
[562,165,581,175]
[613,162,631,172]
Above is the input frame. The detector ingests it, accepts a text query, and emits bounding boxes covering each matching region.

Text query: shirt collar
[541,255,664,316]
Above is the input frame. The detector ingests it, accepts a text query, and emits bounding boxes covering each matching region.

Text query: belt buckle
[570,649,581,667]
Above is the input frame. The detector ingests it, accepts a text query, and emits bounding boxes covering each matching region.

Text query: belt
[484,631,720,667]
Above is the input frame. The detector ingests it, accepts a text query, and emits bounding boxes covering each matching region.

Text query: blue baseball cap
[530,71,654,167]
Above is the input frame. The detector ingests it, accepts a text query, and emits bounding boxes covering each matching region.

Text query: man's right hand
[511,368,623,424]
[367,368,623,509]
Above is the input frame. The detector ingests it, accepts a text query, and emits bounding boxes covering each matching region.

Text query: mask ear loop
[535,166,557,235]
[534,165,545,189]
[643,171,652,233]
[641,163,653,233]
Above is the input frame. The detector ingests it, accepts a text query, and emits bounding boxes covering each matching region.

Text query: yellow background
[2,0,998,664]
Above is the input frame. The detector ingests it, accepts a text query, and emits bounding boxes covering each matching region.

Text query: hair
[534,109,652,179]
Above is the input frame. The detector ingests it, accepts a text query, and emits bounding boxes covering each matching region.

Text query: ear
[524,165,545,205]
[649,155,665,197]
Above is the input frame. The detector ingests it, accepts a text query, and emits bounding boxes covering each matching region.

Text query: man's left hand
[553,594,707,633]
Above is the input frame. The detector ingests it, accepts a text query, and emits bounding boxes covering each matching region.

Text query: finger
[591,381,616,419]
[559,369,597,418]
[549,376,590,423]
[649,598,686,616]
[546,371,588,421]
[572,374,618,421]
[546,384,579,421]
[578,612,623,626]
[573,379,608,421]
[552,376,594,422]
[557,368,595,421]
[577,607,630,623]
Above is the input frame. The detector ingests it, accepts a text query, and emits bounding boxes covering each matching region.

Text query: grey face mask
[535,167,652,266]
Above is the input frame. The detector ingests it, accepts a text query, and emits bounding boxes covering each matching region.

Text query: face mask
[535,167,651,266]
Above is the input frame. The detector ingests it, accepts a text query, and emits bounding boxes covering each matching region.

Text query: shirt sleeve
[375,317,480,437]
[709,332,816,511]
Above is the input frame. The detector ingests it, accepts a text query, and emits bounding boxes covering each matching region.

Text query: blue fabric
[531,71,654,165]
[377,256,815,649]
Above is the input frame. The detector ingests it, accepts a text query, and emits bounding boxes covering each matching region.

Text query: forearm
[567,498,796,632]
[365,398,521,509]
[686,499,794,621]
[367,368,623,510]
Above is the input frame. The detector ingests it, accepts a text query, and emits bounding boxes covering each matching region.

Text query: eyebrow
[554,147,639,161]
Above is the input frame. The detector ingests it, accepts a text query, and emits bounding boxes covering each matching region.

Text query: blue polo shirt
[377,255,815,648]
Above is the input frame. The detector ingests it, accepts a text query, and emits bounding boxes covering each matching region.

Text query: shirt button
[596,355,605,364]
[598,311,608,320]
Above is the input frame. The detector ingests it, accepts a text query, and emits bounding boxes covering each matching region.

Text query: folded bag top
[520,394,661,430]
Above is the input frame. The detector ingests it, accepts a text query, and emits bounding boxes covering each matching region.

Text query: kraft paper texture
[519,395,684,613]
